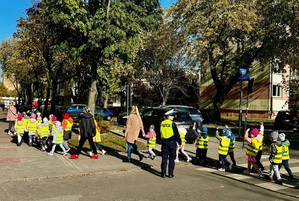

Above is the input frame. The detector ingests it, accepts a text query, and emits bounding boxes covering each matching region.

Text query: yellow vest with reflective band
[65,119,73,131]
[218,136,229,155]
[246,138,259,156]
[38,125,49,138]
[27,121,38,134]
[228,140,235,152]
[282,144,290,160]
[271,144,282,164]
[160,119,174,139]
[16,122,26,135]
[93,126,102,143]
[259,134,264,151]
[55,130,63,144]
[147,135,156,148]
[179,131,186,146]
[196,136,209,149]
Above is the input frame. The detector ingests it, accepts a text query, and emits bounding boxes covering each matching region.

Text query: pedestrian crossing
[195,157,299,197]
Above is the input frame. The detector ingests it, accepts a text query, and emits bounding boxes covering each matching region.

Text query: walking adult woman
[6,101,18,136]
[70,107,98,159]
[124,105,145,162]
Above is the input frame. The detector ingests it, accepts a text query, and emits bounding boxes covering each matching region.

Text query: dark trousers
[76,135,97,155]
[228,151,236,166]
[196,148,207,163]
[255,150,264,169]
[219,154,230,169]
[279,160,293,177]
[161,140,176,176]
[8,121,14,132]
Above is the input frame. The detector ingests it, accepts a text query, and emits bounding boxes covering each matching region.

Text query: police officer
[160,109,182,178]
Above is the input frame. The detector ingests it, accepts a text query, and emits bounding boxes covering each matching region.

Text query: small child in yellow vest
[193,123,209,165]
[27,113,38,147]
[37,118,50,151]
[278,133,295,181]
[48,121,67,156]
[143,125,157,160]
[216,126,231,172]
[268,131,283,184]
[88,120,106,156]
[15,114,26,146]
[175,127,192,163]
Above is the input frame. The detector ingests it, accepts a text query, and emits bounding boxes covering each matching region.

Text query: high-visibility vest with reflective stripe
[93,125,102,143]
[64,120,73,131]
[271,144,282,164]
[259,134,264,151]
[147,135,156,148]
[218,136,229,155]
[27,121,38,134]
[179,131,186,146]
[246,138,259,156]
[282,144,290,160]
[16,122,26,135]
[55,130,63,144]
[196,136,209,149]
[38,125,49,138]
[160,119,174,139]
[228,140,235,152]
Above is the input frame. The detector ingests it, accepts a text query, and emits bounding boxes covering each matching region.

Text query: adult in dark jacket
[70,107,98,159]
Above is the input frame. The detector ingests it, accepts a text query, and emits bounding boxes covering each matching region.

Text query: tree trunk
[88,79,98,116]
[104,95,109,108]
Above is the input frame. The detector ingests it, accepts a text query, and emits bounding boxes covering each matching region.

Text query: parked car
[163,105,203,126]
[56,104,113,121]
[108,106,123,117]
[141,107,197,144]
[117,107,149,125]
[274,110,299,130]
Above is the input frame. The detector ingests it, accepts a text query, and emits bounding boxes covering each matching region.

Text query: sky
[0,0,177,43]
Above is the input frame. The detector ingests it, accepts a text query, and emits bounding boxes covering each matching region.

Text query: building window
[272,85,282,97]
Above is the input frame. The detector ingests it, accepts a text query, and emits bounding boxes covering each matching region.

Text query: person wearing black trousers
[70,107,98,159]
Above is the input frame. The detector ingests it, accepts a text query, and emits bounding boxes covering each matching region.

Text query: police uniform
[160,110,181,178]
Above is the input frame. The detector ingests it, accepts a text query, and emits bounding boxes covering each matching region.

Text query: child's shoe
[65,148,71,153]
[174,159,179,163]
[151,155,156,160]
[102,150,106,155]
[275,179,283,185]
[187,157,192,162]
[63,152,68,156]
[218,168,225,172]
[243,169,251,175]
[288,176,295,181]
[70,154,79,159]
[88,151,93,156]
[48,152,54,156]
[269,175,274,182]
[90,154,99,159]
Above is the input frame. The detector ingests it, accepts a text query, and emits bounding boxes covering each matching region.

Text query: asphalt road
[0,164,297,201]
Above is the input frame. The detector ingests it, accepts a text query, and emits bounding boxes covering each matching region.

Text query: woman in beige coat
[124,106,145,162]
[6,101,17,136]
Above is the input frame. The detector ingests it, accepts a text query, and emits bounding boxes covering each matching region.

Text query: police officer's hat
[165,109,175,117]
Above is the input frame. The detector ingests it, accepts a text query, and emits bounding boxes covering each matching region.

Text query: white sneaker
[218,168,225,172]
[88,151,93,156]
[65,148,71,153]
[63,152,68,156]
[48,152,54,156]
[187,157,192,162]
[102,150,106,155]
[243,170,251,175]
[174,159,179,163]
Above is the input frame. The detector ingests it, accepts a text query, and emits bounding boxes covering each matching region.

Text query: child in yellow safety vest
[268,131,283,184]
[243,128,263,177]
[216,127,231,172]
[193,123,209,165]
[88,120,107,156]
[15,114,26,146]
[223,126,237,170]
[37,118,50,152]
[278,133,295,181]
[175,127,192,163]
[27,113,38,147]
[48,121,67,156]
[143,125,157,160]
[62,113,73,153]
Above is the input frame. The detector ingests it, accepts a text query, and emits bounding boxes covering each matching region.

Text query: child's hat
[223,128,232,137]
[17,113,23,121]
[150,125,155,130]
[52,116,57,122]
[43,117,48,122]
[279,133,285,141]
[250,128,259,137]
[270,131,279,141]
[31,113,36,119]
[201,127,208,134]
[63,112,70,119]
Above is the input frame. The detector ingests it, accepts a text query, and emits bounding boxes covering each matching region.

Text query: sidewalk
[0,111,298,183]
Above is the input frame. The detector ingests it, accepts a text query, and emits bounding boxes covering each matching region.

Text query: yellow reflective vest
[271,144,282,164]
[37,125,49,139]
[64,119,73,131]
[228,140,235,152]
[160,119,174,139]
[246,138,259,156]
[93,120,102,143]
[218,136,230,155]
[282,144,290,160]
[196,136,209,149]
[179,131,187,146]
[15,122,26,135]
[54,130,63,144]
[147,135,156,148]
[27,121,38,134]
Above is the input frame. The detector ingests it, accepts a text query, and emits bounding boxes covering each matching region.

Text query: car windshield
[188,108,200,115]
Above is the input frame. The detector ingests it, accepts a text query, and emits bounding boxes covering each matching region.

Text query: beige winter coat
[125,113,144,144]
